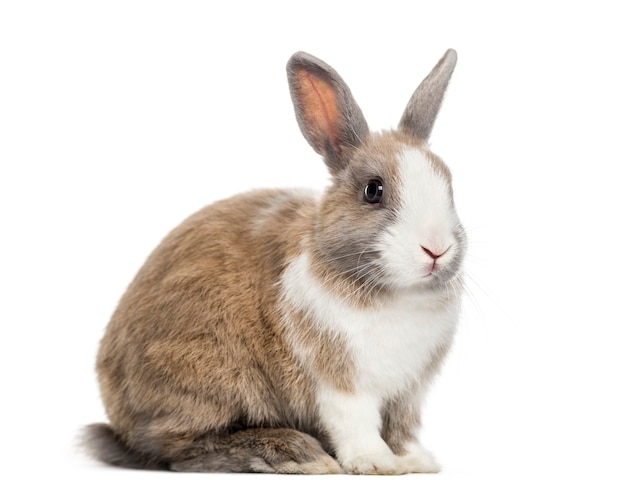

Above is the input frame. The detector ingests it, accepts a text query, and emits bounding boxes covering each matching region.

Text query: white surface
[1,1,624,496]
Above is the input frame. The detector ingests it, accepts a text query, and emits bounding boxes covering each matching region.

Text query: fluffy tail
[82,424,340,474]
[82,423,168,470]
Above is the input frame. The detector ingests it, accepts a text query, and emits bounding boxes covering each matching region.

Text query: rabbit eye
[364,179,384,204]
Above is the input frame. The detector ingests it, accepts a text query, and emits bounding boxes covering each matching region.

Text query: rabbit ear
[287,52,369,172]
[399,49,457,141]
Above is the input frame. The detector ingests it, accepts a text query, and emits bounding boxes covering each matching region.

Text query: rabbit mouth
[423,265,452,284]
[424,263,442,278]
[423,256,464,288]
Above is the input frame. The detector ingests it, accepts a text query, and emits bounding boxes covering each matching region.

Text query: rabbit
[83,48,466,475]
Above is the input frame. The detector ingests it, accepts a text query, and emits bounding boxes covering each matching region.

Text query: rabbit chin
[380,261,463,295]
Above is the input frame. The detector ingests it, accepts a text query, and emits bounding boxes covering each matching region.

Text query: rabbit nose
[421,245,449,260]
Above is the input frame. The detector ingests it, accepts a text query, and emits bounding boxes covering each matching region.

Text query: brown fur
[96,192,327,460]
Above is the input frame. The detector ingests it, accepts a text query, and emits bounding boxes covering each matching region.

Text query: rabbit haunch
[85,49,464,475]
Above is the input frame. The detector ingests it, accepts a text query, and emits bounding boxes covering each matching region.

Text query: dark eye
[363,178,384,204]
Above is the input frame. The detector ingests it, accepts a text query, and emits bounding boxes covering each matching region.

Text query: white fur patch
[281,252,458,395]
[280,251,459,470]
[378,147,461,288]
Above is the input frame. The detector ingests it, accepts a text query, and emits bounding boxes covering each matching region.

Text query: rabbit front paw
[402,443,442,473]
[341,447,441,475]
[342,453,407,475]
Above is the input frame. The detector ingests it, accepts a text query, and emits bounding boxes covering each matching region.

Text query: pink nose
[421,245,447,260]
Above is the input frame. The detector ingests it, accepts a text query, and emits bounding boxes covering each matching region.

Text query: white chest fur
[280,253,459,399]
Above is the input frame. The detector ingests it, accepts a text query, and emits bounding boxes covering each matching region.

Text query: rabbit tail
[82,423,168,470]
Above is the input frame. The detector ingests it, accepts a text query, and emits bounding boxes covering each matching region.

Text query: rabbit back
[96,189,328,460]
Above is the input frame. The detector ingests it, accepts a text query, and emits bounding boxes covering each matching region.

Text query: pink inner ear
[296,69,340,150]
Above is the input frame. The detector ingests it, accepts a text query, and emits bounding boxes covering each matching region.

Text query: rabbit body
[86,50,465,474]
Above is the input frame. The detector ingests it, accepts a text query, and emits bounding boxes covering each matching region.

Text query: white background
[1,1,625,496]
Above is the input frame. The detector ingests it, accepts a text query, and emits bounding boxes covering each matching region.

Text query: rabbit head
[287,50,465,299]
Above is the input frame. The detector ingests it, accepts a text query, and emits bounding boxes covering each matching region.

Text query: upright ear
[399,49,457,141]
[287,52,369,172]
